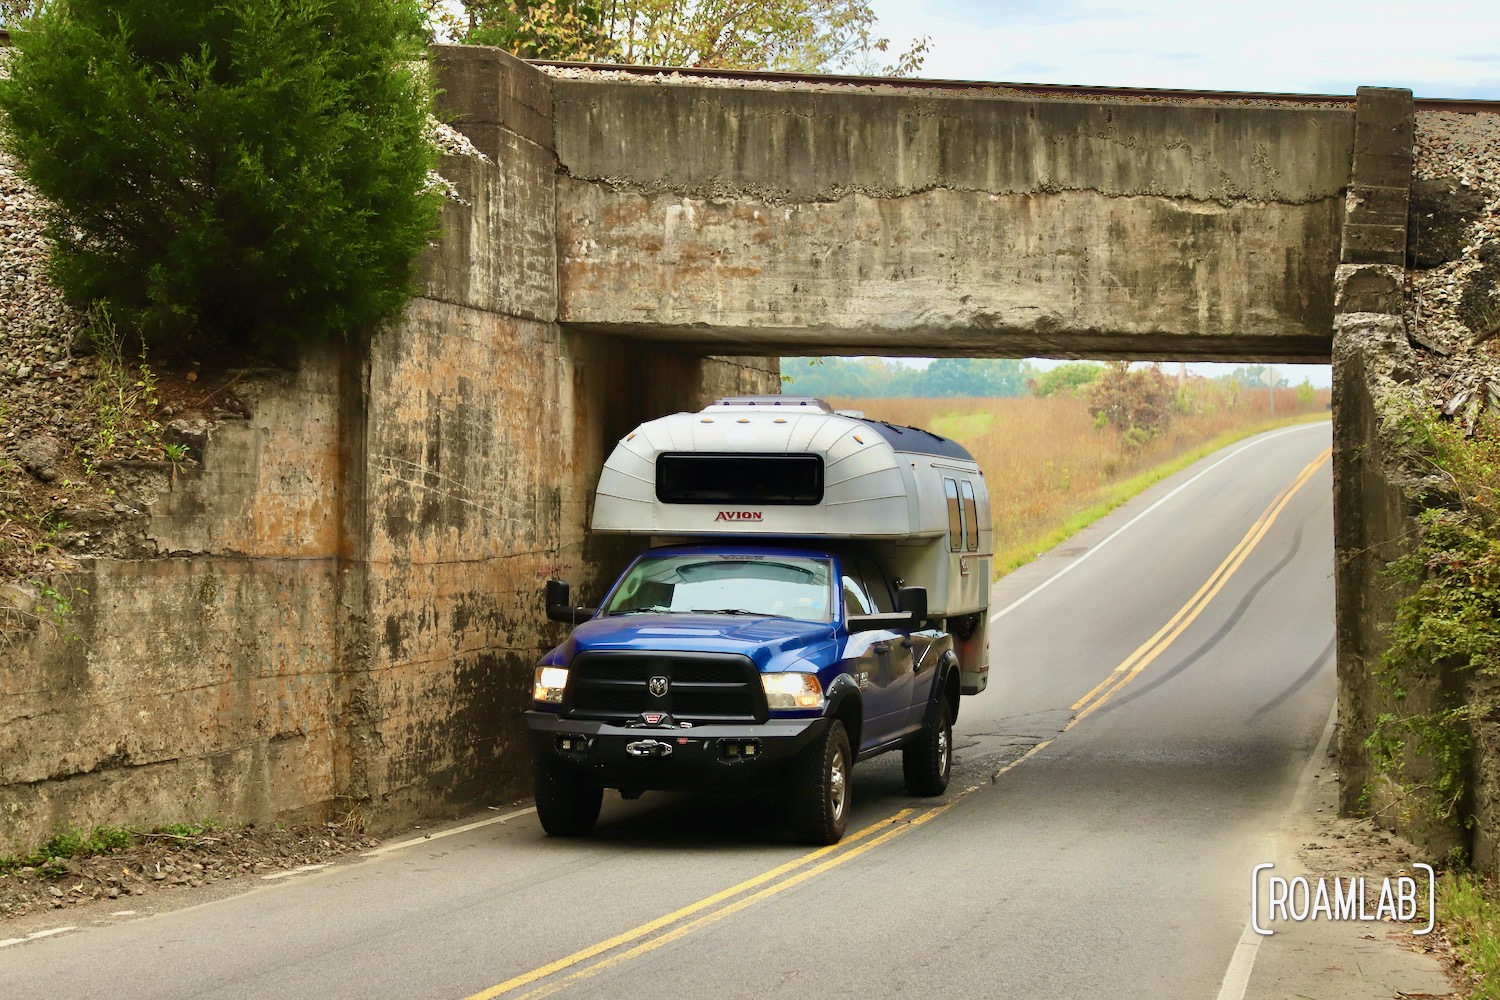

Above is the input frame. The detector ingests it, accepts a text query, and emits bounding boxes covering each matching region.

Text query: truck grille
[564,652,767,724]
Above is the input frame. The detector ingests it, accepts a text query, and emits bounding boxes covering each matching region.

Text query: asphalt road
[0,422,1338,1000]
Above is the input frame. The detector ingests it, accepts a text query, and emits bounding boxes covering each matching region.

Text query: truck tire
[902,698,952,797]
[535,757,603,837]
[789,719,851,845]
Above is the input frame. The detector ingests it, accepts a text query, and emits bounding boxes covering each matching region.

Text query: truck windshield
[604,554,834,623]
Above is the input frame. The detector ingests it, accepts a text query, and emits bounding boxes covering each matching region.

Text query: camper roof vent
[705,396,833,413]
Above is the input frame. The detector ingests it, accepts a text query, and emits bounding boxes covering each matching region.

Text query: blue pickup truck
[526,397,991,844]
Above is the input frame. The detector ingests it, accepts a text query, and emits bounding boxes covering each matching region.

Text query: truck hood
[553,614,840,673]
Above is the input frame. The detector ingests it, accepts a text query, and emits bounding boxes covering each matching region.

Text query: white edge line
[0,926,77,949]
[360,806,538,858]
[990,425,1319,622]
[260,862,332,881]
[1214,920,1266,1000]
[27,925,75,940]
[1216,701,1340,1000]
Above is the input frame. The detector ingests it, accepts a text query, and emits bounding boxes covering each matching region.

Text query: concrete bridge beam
[546,78,1356,361]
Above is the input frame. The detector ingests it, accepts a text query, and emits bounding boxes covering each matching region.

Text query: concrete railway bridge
[2,46,1477,854]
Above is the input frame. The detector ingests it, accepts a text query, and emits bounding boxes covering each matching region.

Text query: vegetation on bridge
[435,0,929,74]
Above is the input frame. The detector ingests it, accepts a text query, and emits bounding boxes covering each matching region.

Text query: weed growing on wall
[1369,401,1500,832]
[0,0,441,352]
[77,305,160,471]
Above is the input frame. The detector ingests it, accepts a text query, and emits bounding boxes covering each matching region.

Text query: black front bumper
[526,711,828,791]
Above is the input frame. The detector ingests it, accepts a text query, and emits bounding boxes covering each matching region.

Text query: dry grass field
[828,382,1331,574]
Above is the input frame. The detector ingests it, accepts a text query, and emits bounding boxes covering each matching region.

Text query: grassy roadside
[993,411,1330,574]
[1441,871,1500,999]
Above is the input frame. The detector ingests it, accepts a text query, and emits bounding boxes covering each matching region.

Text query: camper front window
[603,553,834,623]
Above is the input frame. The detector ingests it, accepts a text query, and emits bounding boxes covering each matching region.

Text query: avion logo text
[714,511,764,522]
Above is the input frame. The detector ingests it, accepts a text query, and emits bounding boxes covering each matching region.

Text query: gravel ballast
[1407,109,1500,423]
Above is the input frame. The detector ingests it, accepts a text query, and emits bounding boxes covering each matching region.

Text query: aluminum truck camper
[527,396,992,844]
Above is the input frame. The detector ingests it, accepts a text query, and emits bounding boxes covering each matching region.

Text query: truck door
[857,557,923,732]
[841,567,904,749]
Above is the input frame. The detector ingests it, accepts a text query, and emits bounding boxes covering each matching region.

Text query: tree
[782,357,919,397]
[1087,362,1176,441]
[461,0,617,60]
[0,1,41,28]
[0,0,442,352]
[916,358,1031,398]
[452,0,928,75]
[1028,361,1105,398]
[1222,365,1287,390]
[781,357,1032,398]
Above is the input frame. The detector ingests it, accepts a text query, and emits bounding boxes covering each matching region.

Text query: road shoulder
[1238,718,1456,999]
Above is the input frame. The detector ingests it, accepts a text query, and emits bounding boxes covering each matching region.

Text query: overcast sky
[855,0,1500,386]
[870,0,1499,99]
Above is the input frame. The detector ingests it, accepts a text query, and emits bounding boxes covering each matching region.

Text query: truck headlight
[533,666,569,704]
[761,672,823,710]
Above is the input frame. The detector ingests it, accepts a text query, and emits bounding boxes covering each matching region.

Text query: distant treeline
[781,357,1036,398]
[781,358,1300,399]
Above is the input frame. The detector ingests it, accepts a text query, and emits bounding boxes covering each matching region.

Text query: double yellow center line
[1067,446,1332,724]
[466,796,971,1000]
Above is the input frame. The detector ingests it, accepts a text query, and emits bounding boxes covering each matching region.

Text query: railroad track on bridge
[532,58,1499,114]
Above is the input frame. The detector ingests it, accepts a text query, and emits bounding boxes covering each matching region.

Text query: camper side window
[961,481,979,551]
[944,478,963,552]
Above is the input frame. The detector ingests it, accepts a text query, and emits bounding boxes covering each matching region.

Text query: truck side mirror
[545,579,597,625]
[897,586,928,628]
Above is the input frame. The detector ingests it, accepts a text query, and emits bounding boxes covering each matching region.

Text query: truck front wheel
[903,698,952,797]
[535,757,603,837]
[789,720,851,845]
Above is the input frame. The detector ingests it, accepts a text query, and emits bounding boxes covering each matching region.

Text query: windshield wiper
[689,608,791,618]
[611,606,670,615]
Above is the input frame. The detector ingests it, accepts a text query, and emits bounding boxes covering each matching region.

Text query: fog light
[719,739,762,760]
[556,734,590,754]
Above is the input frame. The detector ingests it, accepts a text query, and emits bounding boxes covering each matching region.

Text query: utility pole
[1268,364,1275,417]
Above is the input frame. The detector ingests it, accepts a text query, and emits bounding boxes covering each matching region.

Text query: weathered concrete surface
[1,47,777,852]
[551,79,1354,360]
[1328,88,1470,857]
[1472,672,1500,872]
[1,363,347,845]
[1332,88,1411,828]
